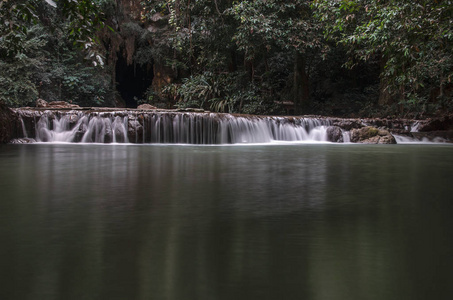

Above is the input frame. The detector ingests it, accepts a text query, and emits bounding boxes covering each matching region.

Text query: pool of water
[1,143,453,300]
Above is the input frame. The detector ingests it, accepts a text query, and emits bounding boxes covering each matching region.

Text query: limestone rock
[326,126,344,143]
[332,119,362,131]
[137,103,157,110]
[176,108,206,113]
[350,126,396,144]
[36,98,48,107]
[128,118,144,142]
[36,99,80,109]
[47,101,80,109]
[417,115,453,132]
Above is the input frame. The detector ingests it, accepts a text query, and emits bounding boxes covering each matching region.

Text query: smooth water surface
[1,144,453,300]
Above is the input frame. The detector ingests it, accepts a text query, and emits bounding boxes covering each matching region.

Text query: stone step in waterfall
[16,110,341,144]
[12,108,438,144]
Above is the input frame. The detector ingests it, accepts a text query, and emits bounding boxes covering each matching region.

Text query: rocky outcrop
[329,118,363,131]
[127,117,144,143]
[36,99,80,109]
[0,102,17,143]
[417,114,453,132]
[176,108,206,113]
[350,126,396,144]
[137,103,157,110]
[326,126,344,143]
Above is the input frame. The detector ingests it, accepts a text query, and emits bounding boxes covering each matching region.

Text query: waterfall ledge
[10,108,452,144]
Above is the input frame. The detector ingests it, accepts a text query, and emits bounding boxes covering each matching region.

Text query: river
[1,143,453,299]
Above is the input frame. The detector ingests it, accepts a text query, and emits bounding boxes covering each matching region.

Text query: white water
[394,134,447,144]
[23,111,334,144]
[20,117,28,138]
[17,110,446,144]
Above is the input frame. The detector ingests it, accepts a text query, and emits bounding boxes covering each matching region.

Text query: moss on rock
[351,126,396,144]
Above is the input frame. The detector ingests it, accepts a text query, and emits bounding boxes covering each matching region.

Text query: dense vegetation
[1,0,452,118]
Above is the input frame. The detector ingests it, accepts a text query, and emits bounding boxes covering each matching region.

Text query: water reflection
[1,144,453,299]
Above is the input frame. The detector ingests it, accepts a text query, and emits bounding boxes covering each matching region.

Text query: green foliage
[0,15,113,107]
[227,0,320,58]
[163,71,279,114]
[3,0,450,116]
[1,0,108,60]
[313,0,453,107]
[164,72,223,109]
[141,0,324,114]
[0,0,39,59]
[0,25,46,106]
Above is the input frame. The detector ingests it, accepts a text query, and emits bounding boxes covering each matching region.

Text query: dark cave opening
[115,55,154,108]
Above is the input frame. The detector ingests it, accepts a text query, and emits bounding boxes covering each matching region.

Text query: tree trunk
[293,52,310,114]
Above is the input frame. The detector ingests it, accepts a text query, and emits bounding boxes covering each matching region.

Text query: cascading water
[17,110,336,144]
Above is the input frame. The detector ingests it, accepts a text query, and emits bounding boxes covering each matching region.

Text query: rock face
[330,119,363,131]
[36,99,80,109]
[326,126,344,143]
[350,126,396,144]
[0,102,17,143]
[417,114,453,132]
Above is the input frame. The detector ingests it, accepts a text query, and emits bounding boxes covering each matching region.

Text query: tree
[141,0,324,114]
[313,0,453,114]
[0,0,114,107]
[1,0,107,60]
[229,0,322,113]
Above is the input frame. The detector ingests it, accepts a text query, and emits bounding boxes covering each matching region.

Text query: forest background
[1,0,452,118]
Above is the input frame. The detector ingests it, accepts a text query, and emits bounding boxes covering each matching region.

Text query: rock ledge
[351,126,396,144]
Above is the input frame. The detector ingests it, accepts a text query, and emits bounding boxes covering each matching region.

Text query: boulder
[137,103,157,110]
[326,126,344,143]
[36,98,48,107]
[350,126,396,144]
[127,118,144,142]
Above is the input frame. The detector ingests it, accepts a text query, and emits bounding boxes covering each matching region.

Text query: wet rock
[350,126,396,144]
[176,108,206,113]
[410,131,453,143]
[137,103,157,110]
[326,126,344,143]
[360,118,425,134]
[9,138,36,144]
[36,98,48,107]
[330,118,363,130]
[128,119,144,143]
[73,122,88,143]
[417,115,453,132]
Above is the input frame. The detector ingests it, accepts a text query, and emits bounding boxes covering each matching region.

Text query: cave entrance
[115,55,154,108]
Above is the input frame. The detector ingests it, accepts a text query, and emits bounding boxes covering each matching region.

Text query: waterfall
[19,116,28,138]
[19,110,335,144]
